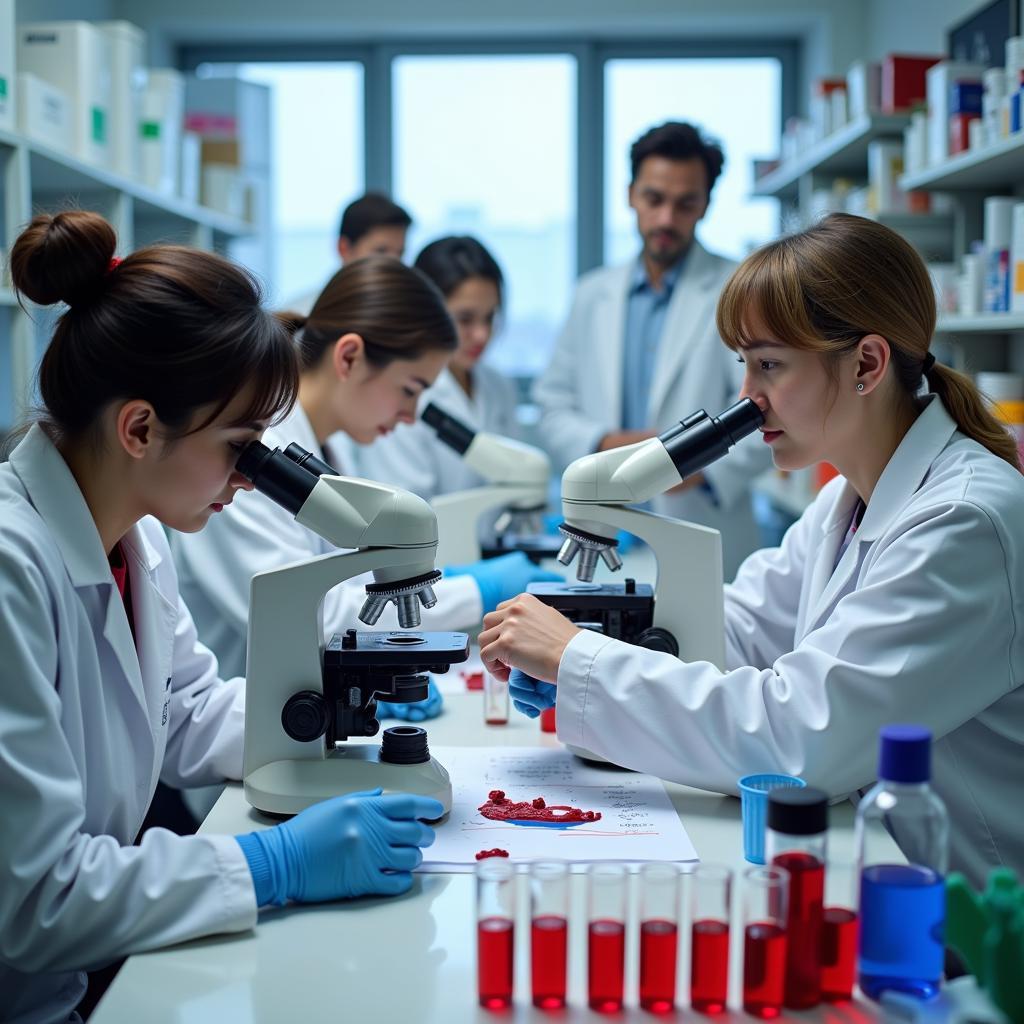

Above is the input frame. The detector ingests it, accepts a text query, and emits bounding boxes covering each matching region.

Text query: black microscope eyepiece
[658,397,765,481]
[235,441,319,516]
[422,402,475,456]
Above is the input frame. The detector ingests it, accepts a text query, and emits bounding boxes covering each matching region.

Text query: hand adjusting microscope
[529,398,764,669]
[236,441,469,817]
[420,402,556,565]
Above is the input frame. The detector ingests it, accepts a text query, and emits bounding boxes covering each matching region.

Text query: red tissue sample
[475,848,510,860]
[478,790,601,823]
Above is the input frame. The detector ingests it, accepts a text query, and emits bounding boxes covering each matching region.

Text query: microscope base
[244,747,452,818]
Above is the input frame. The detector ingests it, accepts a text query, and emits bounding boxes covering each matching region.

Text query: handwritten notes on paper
[423,746,699,871]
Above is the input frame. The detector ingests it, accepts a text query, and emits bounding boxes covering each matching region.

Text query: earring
[856,383,865,392]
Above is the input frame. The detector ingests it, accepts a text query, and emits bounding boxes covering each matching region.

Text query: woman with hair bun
[0,212,444,1023]
[365,235,523,502]
[481,213,1024,889]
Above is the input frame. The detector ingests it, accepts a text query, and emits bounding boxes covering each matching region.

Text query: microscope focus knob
[635,627,679,658]
[281,690,330,742]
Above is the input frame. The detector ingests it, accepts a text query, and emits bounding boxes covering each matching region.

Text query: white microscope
[530,397,765,671]
[420,402,553,565]
[235,441,469,817]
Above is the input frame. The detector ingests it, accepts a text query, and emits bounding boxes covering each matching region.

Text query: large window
[235,62,363,308]
[393,55,576,378]
[604,58,781,265]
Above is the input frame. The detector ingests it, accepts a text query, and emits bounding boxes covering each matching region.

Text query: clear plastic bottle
[855,724,949,1001]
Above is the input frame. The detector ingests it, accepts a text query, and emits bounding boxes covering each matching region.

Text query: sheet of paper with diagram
[423,746,699,871]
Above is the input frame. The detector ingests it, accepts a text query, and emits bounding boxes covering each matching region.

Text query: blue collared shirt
[621,253,687,431]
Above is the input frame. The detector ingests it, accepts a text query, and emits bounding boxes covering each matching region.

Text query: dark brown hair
[717,212,1021,471]
[9,210,298,444]
[630,121,725,198]
[339,192,412,243]
[287,255,457,371]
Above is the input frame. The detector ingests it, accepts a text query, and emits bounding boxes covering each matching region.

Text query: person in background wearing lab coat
[365,235,520,501]
[480,213,1024,887]
[533,121,772,578]
[175,255,558,720]
[286,191,413,316]
[0,212,444,1024]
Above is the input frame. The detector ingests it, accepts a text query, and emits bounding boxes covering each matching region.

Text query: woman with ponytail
[0,213,443,1023]
[480,213,1024,887]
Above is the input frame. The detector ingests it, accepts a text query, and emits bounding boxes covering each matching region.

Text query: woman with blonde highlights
[479,213,1024,887]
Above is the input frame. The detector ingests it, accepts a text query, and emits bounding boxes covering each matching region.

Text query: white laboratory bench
[92,686,894,1023]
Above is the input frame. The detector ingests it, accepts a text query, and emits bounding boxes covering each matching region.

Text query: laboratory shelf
[935,312,1024,333]
[901,133,1024,191]
[752,114,912,199]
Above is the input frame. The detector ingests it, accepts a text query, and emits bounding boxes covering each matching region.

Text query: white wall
[16,0,112,22]
[867,0,1022,61]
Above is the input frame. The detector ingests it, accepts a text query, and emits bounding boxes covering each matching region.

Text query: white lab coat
[0,427,256,1024]
[362,364,521,501]
[554,395,1024,886]
[533,244,773,577]
[174,403,483,680]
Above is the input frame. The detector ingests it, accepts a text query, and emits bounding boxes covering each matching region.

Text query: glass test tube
[742,865,789,1019]
[484,670,509,724]
[587,862,627,1013]
[477,857,516,1010]
[690,863,732,1014]
[821,858,858,1002]
[639,862,680,1014]
[529,860,569,1009]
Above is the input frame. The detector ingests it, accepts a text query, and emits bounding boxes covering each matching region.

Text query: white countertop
[93,685,892,1023]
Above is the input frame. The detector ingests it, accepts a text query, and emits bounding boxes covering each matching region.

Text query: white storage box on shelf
[17,21,111,168]
[139,68,184,196]
[184,74,271,175]
[201,164,246,219]
[98,21,146,180]
[0,0,15,132]
[926,61,986,166]
[17,72,72,153]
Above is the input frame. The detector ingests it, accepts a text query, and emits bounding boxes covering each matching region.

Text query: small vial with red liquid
[689,863,732,1013]
[484,671,509,724]
[742,864,790,1018]
[529,860,569,1009]
[476,856,516,1010]
[766,787,828,1009]
[587,862,627,1013]
[540,706,557,732]
[638,862,680,1013]
[821,858,858,1001]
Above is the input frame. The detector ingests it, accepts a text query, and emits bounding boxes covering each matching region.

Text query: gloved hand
[509,667,557,719]
[446,551,562,614]
[377,678,444,722]
[235,788,442,906]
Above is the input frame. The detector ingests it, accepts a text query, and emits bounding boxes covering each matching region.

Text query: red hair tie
[108,256,123,274]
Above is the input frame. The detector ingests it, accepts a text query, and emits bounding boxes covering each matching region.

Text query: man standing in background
[533,121,770,578]
[286,192,413,314]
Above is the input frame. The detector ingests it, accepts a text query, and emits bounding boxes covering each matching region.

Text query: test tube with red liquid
[638,862,680,1013]
[689,863,732,1013]
[821,858,858,1001]
[484,670,509,724]
[529,860,569,1009]
[742,864,790,1018]
[587,862,627,1013]
[476,857,516,1010]
[766,787,828,1009]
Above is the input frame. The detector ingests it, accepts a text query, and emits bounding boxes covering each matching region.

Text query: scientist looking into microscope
[481,214,1024,888]
[533,120,771,578]
[0,212,442,1024]
[175,255,558,720]
[365,235,522,501]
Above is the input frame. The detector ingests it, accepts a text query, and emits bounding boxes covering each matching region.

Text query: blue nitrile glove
[235,788,442,906]
[377,678,444,722]
[509,668,557,719]
[445,551,562,614]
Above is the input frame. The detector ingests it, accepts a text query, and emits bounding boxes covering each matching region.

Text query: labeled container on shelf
[984,197,1017,313]
[867,140,906,214]
[16,72,72,153]
[139,68,184,196]
[881,54,942,113]
[925,60,985,165]
[17,21,112,168]
[846,60,881,119]
[984,68,1007,145]
[97,21,146,180]
[1010,204,1024,313]
[0,0,15,132]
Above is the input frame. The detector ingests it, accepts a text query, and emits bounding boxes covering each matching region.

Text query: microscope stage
[324,630,470,668]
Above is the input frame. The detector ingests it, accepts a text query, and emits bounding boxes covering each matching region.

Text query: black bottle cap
[767,786,828,835]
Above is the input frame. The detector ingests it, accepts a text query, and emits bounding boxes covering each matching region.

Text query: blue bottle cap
[878,724,932,783]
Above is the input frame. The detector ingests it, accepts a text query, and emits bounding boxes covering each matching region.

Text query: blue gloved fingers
[513,700,541,718]
[403,706,426,721]
[374,793,446,823]
[372,870,415,897]
[385,817,437,848]
[387,844,425,873]
[509,675,556,712]
[340,787,384,801]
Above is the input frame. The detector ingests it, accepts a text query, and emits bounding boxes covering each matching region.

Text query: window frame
[181,37,798,278]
